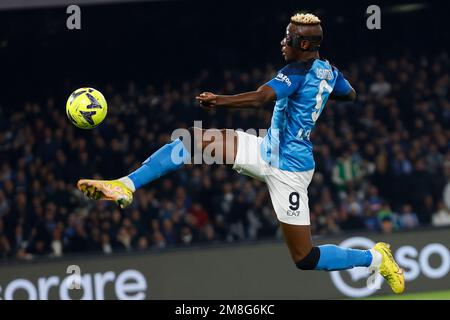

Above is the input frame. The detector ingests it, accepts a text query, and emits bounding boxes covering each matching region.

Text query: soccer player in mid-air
[78,13,404,293]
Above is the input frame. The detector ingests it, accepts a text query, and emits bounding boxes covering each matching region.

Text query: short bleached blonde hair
[290,13,321,25]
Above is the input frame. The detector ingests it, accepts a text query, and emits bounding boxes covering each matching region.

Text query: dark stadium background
[0,0,449,300]
[0,0,447,104]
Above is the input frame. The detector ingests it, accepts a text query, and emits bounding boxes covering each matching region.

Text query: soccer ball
[66,87,107,129]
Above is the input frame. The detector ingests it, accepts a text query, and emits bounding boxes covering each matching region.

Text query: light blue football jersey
[262,58,352,172]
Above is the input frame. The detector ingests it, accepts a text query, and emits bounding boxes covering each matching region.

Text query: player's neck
[297,52,319,62]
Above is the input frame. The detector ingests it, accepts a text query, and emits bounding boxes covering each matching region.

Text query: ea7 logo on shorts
[275,73,292,86]
[287,210,301,216]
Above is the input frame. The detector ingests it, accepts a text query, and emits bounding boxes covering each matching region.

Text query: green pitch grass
[365,289,450,300]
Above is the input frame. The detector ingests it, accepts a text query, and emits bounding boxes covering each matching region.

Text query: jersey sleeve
[332,68,353,96]
[265,63,304,100]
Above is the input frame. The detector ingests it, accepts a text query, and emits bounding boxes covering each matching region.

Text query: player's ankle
[369,248,382,269]
[118,176,136,192]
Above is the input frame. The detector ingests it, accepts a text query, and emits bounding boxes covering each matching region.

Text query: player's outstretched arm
[196,85,276,109]
[329,86,356,102]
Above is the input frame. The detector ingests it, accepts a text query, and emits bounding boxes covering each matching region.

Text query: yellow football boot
[373,242,405,294]
[77,179,133,209]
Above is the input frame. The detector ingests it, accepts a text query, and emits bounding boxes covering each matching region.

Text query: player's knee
[185,127,203,154]
[187,126,201,140]
[295,246,320,270]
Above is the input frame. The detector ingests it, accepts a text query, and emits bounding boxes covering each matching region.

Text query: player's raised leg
[77,127,238,208]
[280,223,404,293]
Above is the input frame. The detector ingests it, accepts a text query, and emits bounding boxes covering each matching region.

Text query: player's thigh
[221,129,238,164]
[193,128,237,164]
[232,131,267,181]
[265,168,314,226]
[265,169,316,261]
[280,222,313,262]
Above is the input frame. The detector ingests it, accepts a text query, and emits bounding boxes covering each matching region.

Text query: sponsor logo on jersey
[275,73,292,86]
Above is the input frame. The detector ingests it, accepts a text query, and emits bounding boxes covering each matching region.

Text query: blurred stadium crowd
[1,52,450,260]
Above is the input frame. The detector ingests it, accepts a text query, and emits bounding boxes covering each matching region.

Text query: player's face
[281,24,299,62]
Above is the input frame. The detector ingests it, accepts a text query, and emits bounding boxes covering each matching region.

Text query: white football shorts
[232,131,314,225]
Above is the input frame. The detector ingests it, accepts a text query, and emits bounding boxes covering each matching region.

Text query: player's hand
[196,92,217,108]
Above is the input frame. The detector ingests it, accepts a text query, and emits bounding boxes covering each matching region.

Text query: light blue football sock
[315,245,373,271]
[128,138,191,189]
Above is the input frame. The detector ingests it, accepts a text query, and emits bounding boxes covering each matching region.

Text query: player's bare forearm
[216,91,272,109]
[196,85,276,109]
